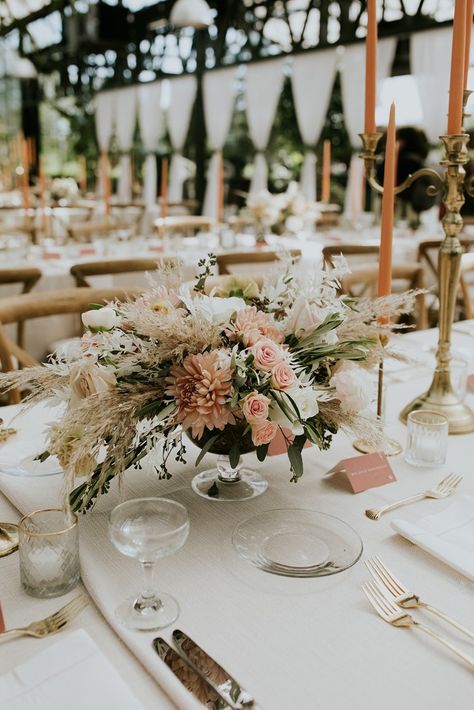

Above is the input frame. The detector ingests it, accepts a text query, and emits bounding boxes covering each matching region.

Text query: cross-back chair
[70,257,179,287]
[0,267,42,347]
[216,250,301,275]
[0,287,140,404]
[154,215,215,238]
[322,244,380,269]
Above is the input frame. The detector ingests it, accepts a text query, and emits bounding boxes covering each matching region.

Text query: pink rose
[270,362,298,391]
[251,420,278,446]
[251,339,286,372]
[241,392,270,422]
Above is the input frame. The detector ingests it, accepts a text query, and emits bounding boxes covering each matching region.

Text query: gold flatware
[0,418,17,443]
[363,580,474,670]
[0,594,88,643]
[173,629,261,709]
[365,473,462,520]
[0,522,19,558]
[366,556,474,641]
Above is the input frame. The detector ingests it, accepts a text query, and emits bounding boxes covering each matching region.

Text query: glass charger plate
[232,508,363,578]
[0,454,63,478]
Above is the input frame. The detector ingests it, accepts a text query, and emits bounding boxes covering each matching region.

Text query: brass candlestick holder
[359,94,474,435]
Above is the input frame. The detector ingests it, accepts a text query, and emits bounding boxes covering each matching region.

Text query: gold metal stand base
[353,438,402,457]
[400,390,474,435]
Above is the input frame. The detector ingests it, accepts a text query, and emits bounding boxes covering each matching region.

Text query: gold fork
[0,594,89,643]
[366,557,474,641]
[363,580,474,670]
[365,473,462,520]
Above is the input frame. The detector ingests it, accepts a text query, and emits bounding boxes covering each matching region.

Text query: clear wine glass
[109,497,189,630]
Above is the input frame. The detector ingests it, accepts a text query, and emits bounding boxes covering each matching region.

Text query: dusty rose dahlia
[166,351,235,438]
[229,306,284,346]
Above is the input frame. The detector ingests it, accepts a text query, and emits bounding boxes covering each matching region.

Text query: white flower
[69,362,116,406]
[82,307,119,332]
[329,361,372,414]
[193,295,246,325]
[269,387,319,435]
[285,215,304,234]
[286,295,327,337]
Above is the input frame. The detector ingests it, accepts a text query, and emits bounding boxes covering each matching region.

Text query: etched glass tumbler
[405,411,449,467]
[19,508,80,598]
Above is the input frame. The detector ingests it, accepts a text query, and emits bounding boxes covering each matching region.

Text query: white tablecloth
[0,326,473,709]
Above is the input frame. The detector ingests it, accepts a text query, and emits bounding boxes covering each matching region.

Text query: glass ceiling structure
[0,1,456,100]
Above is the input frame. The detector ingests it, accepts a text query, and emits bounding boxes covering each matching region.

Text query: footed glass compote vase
[188,424,268,501]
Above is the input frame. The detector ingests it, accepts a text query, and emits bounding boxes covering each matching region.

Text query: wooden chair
[0,287,140,404]
[0,214,37,244]
[154,215,215,238]
[110,203,145,233]
[340,264,427,330]
[0,267,42,347]
[216,250,302,275]
[460,254,474,320]
[322,244,380,269]
[417,238,474,283]
[70,257,179,287]
[67,219,118,243]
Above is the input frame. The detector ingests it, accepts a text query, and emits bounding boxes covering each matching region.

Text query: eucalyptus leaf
[287,443,303,479]
[229,444,240,469]
[194,434,220,466]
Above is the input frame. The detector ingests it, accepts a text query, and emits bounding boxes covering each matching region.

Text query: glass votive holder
[405,411,449,468]
[19,508,80,598]
[450,358,468,401]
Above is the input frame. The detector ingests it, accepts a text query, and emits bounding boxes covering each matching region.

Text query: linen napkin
[391,494,474,581]
[0,629,145,710]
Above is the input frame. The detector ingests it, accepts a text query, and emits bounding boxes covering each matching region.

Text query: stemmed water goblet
[109,497,189,630]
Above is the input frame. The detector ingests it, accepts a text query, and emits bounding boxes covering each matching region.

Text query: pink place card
[267,428,312,456]
[326,451,396,494]
[148,245,164,253]
[42,251,61,260]
[468,374,474,392]
[79,247,96,256]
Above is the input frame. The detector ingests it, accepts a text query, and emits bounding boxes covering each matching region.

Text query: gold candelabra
[359,94,474,435]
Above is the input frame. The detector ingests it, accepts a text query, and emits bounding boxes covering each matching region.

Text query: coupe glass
[109,497,189,630]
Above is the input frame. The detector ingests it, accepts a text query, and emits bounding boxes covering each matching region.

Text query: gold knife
[153,637,232,709]
[173,629,261,709]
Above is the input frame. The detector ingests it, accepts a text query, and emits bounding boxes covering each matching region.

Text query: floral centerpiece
[243,183,320,241]
[49,177,80,204]
[1,255,415,512]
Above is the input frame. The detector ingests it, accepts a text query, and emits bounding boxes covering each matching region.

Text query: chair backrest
[340,263,427,330]
[322,244,380,269]
[417,238,474,285]
[460,254,474,320]
[0,287,140,404]
[110,204,145,232]
[67,219,118,242]
[70,257,179,287]
[0,267,42,348]
[216,250,302,275]
[154,215,215,237]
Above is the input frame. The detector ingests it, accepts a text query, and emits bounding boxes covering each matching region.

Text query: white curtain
[291,49,338,201]
[167,75,197,202]
[411,28,453,144]
[246,58,285,193]
[344,154,365,220]
[341,38,397,147]
[95,92,116,198]
[114,87,138,203]
[202,67,237,219]
[138,82,163,209]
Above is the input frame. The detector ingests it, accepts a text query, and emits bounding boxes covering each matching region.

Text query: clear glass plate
[232,508,363,578]
[0,454,63,478]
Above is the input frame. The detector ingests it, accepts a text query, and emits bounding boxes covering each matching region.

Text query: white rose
[70,362,116,405]
[286,296,327,337]
[285,215,304,234]
[269,388,318,435]
[82,307,119,332]
[329,361,372,414]
[195,295,246,325]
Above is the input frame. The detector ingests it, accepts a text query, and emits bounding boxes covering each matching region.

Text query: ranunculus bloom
[270,362,298,391]
[70,363,116,405]
[82,307,119,332]
[286,296,327,337]
[251,420,278,446]
[230,307,284,347]
[250,339,286,372]
[166,351,235,438]
[329,361,372,414]
[241,392,270,422]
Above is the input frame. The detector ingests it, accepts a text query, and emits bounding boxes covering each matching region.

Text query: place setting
[1,2,474,709]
